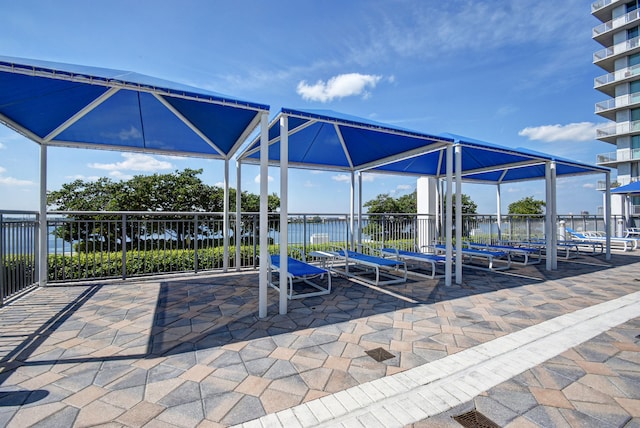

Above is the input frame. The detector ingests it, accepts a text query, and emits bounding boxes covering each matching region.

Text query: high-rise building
[593,0,640,217]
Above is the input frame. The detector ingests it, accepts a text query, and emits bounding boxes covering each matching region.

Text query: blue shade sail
[612,181,640,195]
[239,107,452,170]
[0,55,268,159]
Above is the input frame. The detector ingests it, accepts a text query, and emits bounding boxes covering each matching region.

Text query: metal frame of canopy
[0,56,270,287]
[237,108,454,317]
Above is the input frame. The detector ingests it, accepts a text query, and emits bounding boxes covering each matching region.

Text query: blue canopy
[369,133,609,182]
[238,108,453,170]
[0,56,269,159]
[612,181,640,195]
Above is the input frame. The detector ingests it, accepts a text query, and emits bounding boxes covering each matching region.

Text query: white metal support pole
[496,184,502,242]
[279,115,289,315]
[545,162,552,271]
[223,159,230,272]
[445,145,453,287]
[550,161,557,270]
[605,172,611,261]
[235,160,242,272]
[39,144,47,287]
[357,171,363,247]
[455,145,462,285]
[350,171,355,251]
[258,113,269,318]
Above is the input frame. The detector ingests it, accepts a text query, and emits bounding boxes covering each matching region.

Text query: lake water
[4,221,368,254]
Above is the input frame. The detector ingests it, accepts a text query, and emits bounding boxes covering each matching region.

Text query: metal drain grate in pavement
[365,347,395,362]
[452,410,500,428]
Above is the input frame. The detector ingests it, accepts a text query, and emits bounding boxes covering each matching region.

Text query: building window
[628,26,639,40]
[633,135,640,149]
[632,107,640,121]
[628,1,639,13]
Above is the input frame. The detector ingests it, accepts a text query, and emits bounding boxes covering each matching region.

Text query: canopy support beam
[39,144,47,288]
[455,145,462,285]
[445,145,453,287]
[235,160,242,272]
[223,159,230,272]
[279,115,289,315]
[258,112,269,318]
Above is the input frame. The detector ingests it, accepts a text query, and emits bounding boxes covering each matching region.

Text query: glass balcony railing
[595,93,640,112]
[593,9,640,37]
[592,0,619,13]
[595,63,640,88]
[596,120,640,138]
[594,35,640,63]
[596,148,640,164]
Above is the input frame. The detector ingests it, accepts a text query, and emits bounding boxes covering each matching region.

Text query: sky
[0,0,614,215]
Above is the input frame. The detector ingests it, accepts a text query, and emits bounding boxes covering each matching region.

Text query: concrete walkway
[0,252,639,427]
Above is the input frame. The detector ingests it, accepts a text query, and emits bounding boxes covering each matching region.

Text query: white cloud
[109,171,134,180]
[583,183,596,189]
[297,73,382,102]
[396,184,412,191]
[332,174,375,183]
[303,181,317,188]
[518,122,599,142]
[254,174,273,184]
[0,166,5,174]
[0,142,5,149]
[88,153,173,172]
[0,176,34,186]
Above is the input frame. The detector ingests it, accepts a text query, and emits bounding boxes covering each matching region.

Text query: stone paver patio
[0,252,639,427]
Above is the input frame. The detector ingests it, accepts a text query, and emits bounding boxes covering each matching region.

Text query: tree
[443,193,478,217]
[508,196,545,215]
[47,168,280,249]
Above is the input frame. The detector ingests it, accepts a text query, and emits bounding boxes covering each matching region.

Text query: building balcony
[596,148,640,166]
[594,64,640,97]
[595,93,640,120]
[596,120,640,143]
[592,0,623,22]
[593,9,640,47]
[594,35,640,71]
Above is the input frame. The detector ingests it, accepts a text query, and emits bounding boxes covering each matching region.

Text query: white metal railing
[596,120,640,138]
[633,205,640,214]
[593,8,640,37]
[596,148,640,164]
[595,63,640,87]
[592,0,622,13]
[594,35,640,62]
[595,92,640,112]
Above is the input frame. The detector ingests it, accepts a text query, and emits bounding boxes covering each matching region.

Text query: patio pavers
[0,252,638,427]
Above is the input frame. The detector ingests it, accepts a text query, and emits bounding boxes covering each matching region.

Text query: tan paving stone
[323,355,351,372]
[269,346,296,360]
[116,401,166,427]
[74,399,127,427]
[615,397,640,417]
[133,357,166,370]
[562,381,617,405]
[144,378,186,403]
[529,386,575,409]
[304,389,330,402]
[259,387,303,414]
[235,375,271,396]
[180,364,215,382]
[64,384,110,407]
[19,371,64,390]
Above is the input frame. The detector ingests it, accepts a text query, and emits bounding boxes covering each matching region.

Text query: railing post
[194,215,199,273]
[252,214,257,268]
[0,213,4,307]
[121,214,127,280]
[302,214,308,259]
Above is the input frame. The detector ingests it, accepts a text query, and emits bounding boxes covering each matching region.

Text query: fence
[0,211,634,296]
[1,211,39,306]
